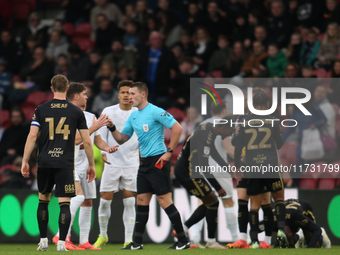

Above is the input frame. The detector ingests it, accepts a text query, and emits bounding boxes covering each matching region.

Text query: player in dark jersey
[21,75,96,252]
[234,90,286,249]
[173,119,234,249]
[228,88,273,249]
[258,199,330,248]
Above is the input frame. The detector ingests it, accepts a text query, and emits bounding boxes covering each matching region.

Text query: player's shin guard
[165,204,188,243]
[133,205,149,245]
[79,206,92,245]
[37,200,49,238]
[275,200,285,230]
[249,209,259,243]
[185,204,207,229]
[59,202,71,241]
[98,198,112,238]
[261,204,273,244]
[238,199,248,241]
[123,197,136,244]
[205,200,219,240]
[225,207,238,241]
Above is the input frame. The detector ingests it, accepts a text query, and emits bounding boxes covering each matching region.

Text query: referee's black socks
[133,205,149,245]
[59,202,71,241]
[37,200,49,238]
[205,200,219,239]
[165,204,188,244]
[275,200,285,230]
[185,204,207,229]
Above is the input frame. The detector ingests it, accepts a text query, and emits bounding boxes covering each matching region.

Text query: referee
[21,75,96,251]
[107,82,190,250]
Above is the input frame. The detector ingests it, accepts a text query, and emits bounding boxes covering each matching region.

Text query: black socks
[59,202,71,241]
[133,205,149,245]
[37,200,49,238]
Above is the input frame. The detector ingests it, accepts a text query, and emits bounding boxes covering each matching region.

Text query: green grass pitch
[1,244,339,255]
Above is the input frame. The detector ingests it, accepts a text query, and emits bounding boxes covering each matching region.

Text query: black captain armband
[108,125,116,132]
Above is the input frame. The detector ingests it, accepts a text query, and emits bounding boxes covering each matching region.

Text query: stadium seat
[26,91,48,106]
[318,178,336,190]
[317,33,325,41]
[0,164,15,184]
[63,23,75,36]
[166,107,186,123]
[11,3,31,20]
[74,23,92,37]
[279,142,297,165]
[298,177,317,189]
[22,106,36,120]
[46,92,54,101]
[313,69,331,79]
[0,110,10,127]
[72,37,94,53]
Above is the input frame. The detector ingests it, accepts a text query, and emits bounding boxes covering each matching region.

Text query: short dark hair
[253,90,271,107]
[131,82,148,97]
[117,80,133,91]
[211,100,227,115]
[66,82,86,101]
[51,74,68,92]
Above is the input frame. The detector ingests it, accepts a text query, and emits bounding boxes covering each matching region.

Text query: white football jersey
[75,111,100,173]
[100,104,139,167]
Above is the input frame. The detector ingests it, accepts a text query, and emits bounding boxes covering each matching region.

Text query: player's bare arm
[75,115,108,145]
[106,118,131,145]
[21,126,40,178]
[79,129,96,183]
[156,122,183,166]
[94,135,119,153]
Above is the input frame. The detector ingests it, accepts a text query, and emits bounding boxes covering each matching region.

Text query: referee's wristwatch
[167,148,173,153]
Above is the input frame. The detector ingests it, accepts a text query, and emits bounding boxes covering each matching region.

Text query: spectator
[19,47,54,91]
[20,13,49,49]
[286,33,302,64]
[156,0,184,25]
[316,22,340,71]
[102,40,136,72]
[174,30,195,57]
[46,30,69,61]
[179,106,203,143]
[241,41,268,77]
[233,14,249,43]
[0,30,19,73]
[295,0,325,31]
[121,4,136,30]
[267,0,292,48]
[329,60,340,106]
[123,21,141,51]
[91,78,119,116]
[184,2,202,36]
[139,16,159,46]
[192,27,215,71]
[20,35,39,69]
[284,62,301,79]
[266,43,287,77]
[54,54,69,76]
[300,65,318,93]
[48,19,69,43]
[0,157,32,189]
[117,66,130,81]
[225,41,248,77]
[63,0,92,25]
[95,14,123,55]
[171,45,183,63]
[136,31,178,107]
[0,58,11,108]
[67,43,90,82]
[0,108,30,165]
[159,11,182,48]
[314,85,336,138]
[200,1,231,41]
[282,96,327,168]
[90,0,123,37]
[321,0,340,33]
[94,62,119,93]
[243,9,262,49]
[253,25,269,49]
[299,29,320,67]
[134,0,153,28]
[87,49,102,81]
[208,35,232,72]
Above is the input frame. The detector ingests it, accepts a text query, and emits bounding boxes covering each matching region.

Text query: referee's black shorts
[137,154,172,196]
[38,167,76,197]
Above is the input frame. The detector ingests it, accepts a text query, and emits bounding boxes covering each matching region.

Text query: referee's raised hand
[86,165,96,183]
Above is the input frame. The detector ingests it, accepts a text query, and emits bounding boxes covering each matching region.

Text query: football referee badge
[143,124,149,132]
[203,146,210,155]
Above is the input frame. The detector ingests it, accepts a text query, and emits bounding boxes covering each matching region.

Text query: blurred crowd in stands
[1,0,340,189]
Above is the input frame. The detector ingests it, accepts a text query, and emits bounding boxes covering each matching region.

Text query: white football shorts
[75,171,97,199]
[100,165,138,193]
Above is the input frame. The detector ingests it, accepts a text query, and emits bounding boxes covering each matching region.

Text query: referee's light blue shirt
[122,103,176,158]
